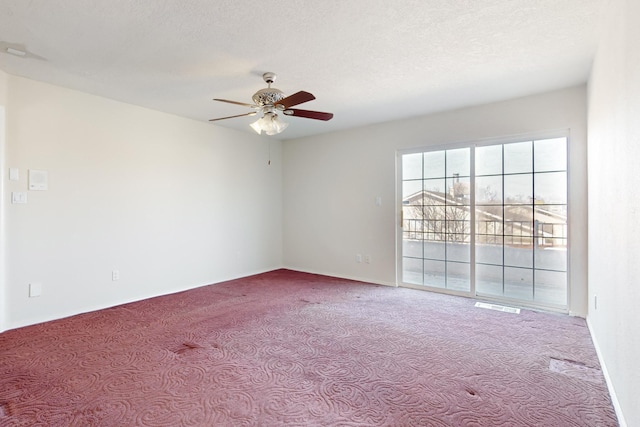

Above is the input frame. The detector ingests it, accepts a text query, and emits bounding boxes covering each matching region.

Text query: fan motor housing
[252,88,285,106]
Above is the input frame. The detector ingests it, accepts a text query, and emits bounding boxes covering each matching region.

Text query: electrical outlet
[364,255,371,264]
[112,270,120,281]
[356,254,362,263]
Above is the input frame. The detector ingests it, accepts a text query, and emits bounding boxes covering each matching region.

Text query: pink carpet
[0,270,617,426]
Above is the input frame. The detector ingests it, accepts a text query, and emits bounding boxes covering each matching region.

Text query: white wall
[3,75,283,330]
[0,70,7,331]
[283,86,588,316]
[587,0,640,424]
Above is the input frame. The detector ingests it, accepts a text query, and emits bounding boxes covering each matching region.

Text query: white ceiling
[0,0,602,140]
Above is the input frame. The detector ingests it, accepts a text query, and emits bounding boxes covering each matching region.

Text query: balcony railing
[402,219,567,248]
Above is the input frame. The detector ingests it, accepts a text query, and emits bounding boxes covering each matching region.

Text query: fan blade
[209,112,257,122]
[275,91,315,109]
[213,98,256,108]
[283,109,333,121]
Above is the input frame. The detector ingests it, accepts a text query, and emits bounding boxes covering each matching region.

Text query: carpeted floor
[0,269,617,426]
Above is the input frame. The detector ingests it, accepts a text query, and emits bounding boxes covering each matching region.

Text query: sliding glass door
[400,136,568,311]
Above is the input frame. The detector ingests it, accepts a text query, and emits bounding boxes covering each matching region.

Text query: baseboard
[4,266,284,332]
[586,317,627,427]
[280,266,397,288]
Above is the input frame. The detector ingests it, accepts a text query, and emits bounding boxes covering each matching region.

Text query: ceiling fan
[210,72,333,135]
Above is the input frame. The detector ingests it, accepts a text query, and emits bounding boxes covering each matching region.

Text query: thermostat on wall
[29,169,48,191]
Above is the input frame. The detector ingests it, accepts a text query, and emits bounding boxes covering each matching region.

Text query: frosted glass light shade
[250,112,288,135]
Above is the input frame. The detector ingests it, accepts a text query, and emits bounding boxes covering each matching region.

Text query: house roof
[404,189,567,226]
[0,0,603,140]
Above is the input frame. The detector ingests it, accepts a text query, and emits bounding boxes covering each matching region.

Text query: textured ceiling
[0,0,603,140]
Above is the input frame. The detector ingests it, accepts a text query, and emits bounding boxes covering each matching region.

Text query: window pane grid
[401,148,471,291]
[402,138,566,308]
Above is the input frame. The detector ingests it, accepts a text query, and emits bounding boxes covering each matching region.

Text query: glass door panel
[474,138,568,308]
[476,264,503,296]
[403,257,423,286]
[504,174,533,204]
[504,267,534,300]
[401,137,567,310]
[533,270,567,306]
[401,148,471,292]
[475,144,502,175]
[503,141,533,174]
[534,138,567,172]
[535,172,567,204]
[447,261,471,292]
[425,259,446,288]
[423,151,445,178]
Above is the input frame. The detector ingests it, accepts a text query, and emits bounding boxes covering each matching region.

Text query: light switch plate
[9,168,19,181]
[11,192,27,204]
[29,283,42,297]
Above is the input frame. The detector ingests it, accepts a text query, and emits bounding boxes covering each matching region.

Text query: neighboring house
[402,189,567,248]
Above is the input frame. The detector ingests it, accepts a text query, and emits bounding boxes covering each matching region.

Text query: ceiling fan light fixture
[250,119,263,134]
[211,72,332,135]
[267,114,289,135]
[251,112,288,136]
